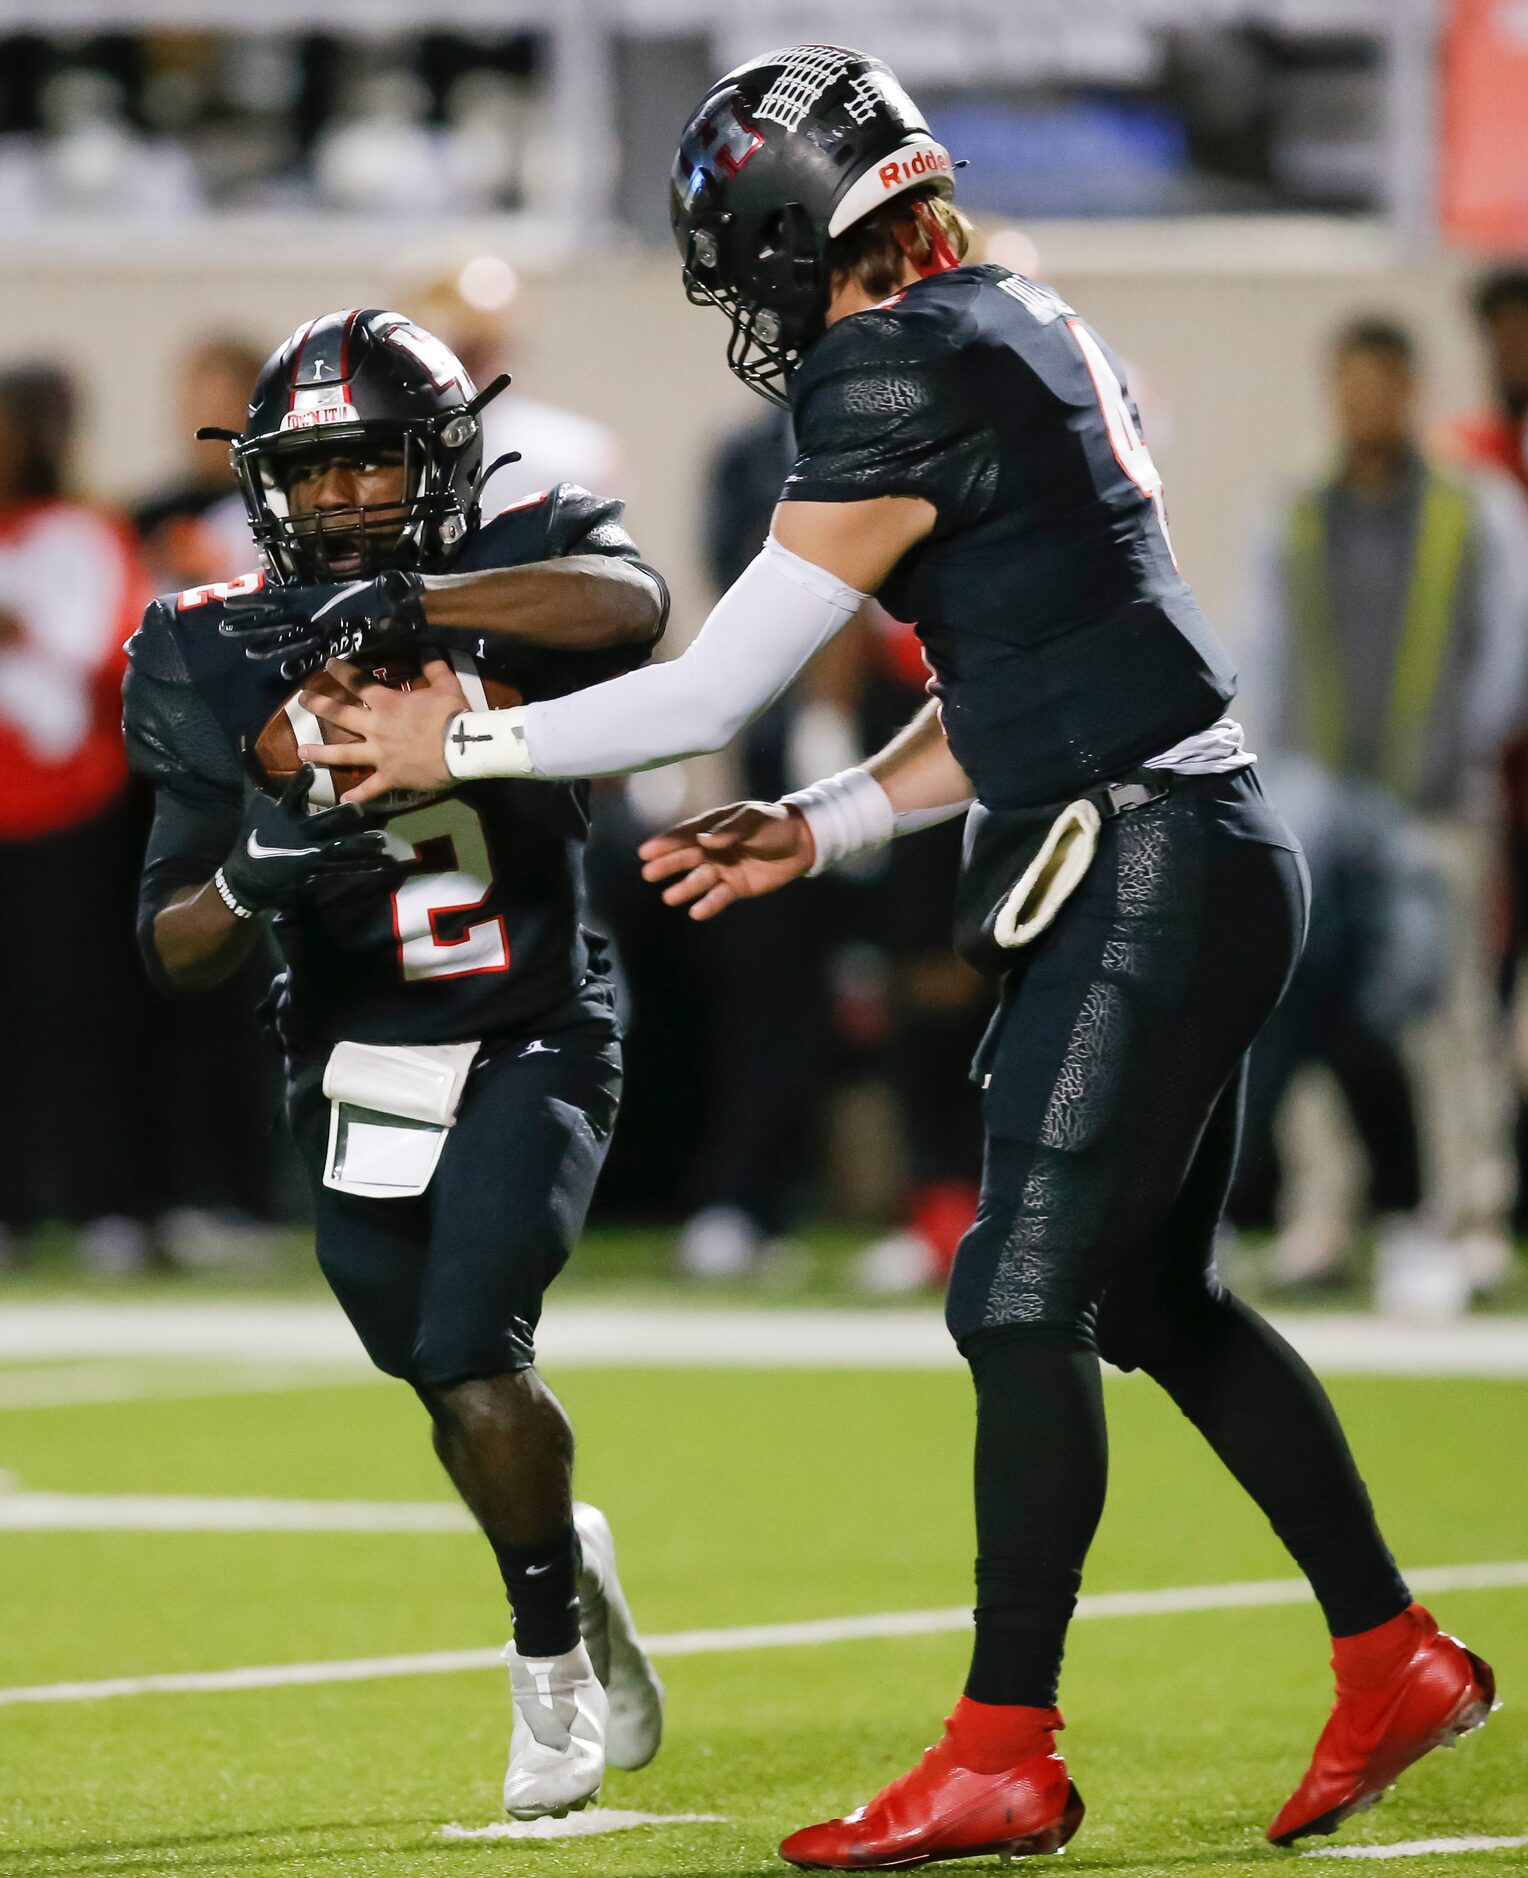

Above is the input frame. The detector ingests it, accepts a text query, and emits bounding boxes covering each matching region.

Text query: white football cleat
[573,1500,665,1771]
[501,1639,607,1819]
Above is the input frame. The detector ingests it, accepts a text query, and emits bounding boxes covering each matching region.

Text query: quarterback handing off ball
[253,650,522,815]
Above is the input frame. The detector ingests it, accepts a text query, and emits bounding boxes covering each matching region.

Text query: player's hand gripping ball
[252,650,521,818]
[221,570,428,682]
[220,766,405,918]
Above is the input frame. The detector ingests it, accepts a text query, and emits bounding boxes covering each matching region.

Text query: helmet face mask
[671,45,953,406]
[229,310,495,586]
[680,203,823,405]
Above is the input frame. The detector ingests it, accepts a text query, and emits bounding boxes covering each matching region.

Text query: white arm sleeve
[443,535,866,782]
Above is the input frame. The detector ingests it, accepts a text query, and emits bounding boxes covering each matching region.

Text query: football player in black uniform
[245,52,1495,1871]
[124,308,667,1820]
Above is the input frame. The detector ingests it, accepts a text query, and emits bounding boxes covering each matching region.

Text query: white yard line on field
[0,1492,475,1532]
[441,1811,730,1843]
[0,1558,1522,1710]
[0,1362,385,1410]
[1304,1837,1528,1861]
[3,1301,1528,1379]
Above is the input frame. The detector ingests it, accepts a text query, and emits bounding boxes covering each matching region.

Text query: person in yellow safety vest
[1243,317,1528,1317]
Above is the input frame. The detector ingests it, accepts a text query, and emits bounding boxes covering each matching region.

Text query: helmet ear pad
[745,201,829,346]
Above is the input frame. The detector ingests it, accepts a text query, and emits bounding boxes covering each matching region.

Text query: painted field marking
[4,1301,1528,1377]
[0,1363,384,1411]
[1304,1836,1528,1861]
[441,1810,729,1843]
[0,1559,1521,1710]
[0,1492,474,1533]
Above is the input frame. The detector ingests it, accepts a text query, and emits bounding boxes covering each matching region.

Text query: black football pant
[946,773,1411,1707]
[285,1015,621,1386]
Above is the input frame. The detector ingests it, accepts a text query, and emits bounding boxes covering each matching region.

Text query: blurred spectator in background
[674,406,986,1286]
[1454,270,1528,496]
[1228,757,1444,1286]
[0,367,154,1273]
[1245,318,1528,1316]
[313,68,449,216]
[130,335,280,1266]
[1452,269,1528,1235]
[0,67,201,221]
[133,335,260,593]
[853,618,988,1296]
[409,263,621,512]
[675,406,846,1278]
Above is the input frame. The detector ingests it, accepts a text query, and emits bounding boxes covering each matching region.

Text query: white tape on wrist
[442,708,535,781]
[782,767,895,877]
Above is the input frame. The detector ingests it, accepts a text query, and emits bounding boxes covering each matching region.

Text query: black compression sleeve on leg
[1135,1293,1411,1637]
[496,1524,581,1659]
[962,1324,1108,1709]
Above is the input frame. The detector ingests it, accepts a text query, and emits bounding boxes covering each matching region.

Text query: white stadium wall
[0,220,1498,684]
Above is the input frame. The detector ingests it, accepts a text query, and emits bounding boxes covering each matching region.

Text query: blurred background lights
[456,253,519,312]
[984,226,1040,277]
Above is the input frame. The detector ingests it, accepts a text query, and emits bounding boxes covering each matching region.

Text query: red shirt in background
[0,499,146,841]
[1449,411,1528,501]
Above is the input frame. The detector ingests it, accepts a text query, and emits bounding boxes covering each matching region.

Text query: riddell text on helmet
[878,147,952,191]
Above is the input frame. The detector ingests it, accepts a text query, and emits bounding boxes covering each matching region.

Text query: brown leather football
[252,648,521,816]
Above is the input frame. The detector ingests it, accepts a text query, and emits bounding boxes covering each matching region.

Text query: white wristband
[782,767,895,877]
[443,708,536,781]
[212,866,255,920]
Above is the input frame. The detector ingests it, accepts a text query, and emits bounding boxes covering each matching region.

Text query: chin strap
[909,198,962,277]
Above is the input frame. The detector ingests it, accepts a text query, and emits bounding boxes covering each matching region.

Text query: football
[251,647,521,816]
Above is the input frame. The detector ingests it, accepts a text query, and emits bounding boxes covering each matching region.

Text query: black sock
[495,1524,581,1658]
[963,1325,1108,1708]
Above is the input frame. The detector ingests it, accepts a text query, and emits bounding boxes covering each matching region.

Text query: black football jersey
[124,484,661,1052]
[782,265,1237,810]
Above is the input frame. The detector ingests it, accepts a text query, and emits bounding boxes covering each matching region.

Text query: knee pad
[946,1199,1100,1348]
[946,1131,1116,1348]
[959,1318,1097,1374]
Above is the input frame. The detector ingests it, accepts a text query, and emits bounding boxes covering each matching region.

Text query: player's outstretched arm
[219,556,664,684]
[297,496,937,804]
[638,699,974,921]
[420,555,664,652]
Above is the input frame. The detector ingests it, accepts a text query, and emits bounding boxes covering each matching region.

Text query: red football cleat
[779,1701,1084,1871]
[1267,1603,1497,1847]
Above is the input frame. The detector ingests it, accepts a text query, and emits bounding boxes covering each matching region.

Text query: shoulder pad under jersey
[123,594,243,791]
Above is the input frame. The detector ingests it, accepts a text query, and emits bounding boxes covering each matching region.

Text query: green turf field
[0,1352,1523,1876]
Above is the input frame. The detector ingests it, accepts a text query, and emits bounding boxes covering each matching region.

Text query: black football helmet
[671,45,954,405]
[208,308,507,584]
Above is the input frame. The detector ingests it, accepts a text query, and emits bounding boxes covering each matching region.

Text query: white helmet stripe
[827,137,955,238]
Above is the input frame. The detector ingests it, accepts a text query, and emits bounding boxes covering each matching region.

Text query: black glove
[217,767,403,919]
[220,569,427,681]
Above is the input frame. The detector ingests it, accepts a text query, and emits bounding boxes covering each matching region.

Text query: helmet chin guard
[671,46,954,406]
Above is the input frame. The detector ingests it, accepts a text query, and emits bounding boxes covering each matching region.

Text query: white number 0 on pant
[384,796,509,983]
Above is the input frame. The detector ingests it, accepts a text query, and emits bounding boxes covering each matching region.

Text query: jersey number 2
[1066,319,1177,567]
[386,797,509,982]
